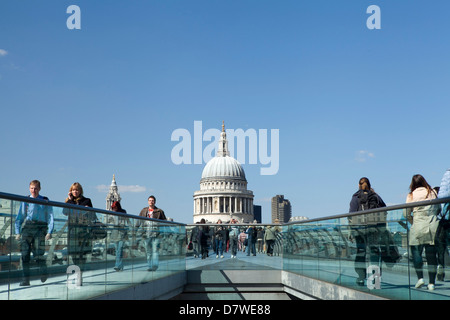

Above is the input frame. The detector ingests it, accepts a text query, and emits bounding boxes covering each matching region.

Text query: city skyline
[1,1,450,223]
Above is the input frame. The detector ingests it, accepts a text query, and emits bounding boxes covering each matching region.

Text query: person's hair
[111,201,122,210]
[148,195,156,202]
[409,174,435,197]
[69,182,84,195]
[359,177,371,191]
[29,180,41,189]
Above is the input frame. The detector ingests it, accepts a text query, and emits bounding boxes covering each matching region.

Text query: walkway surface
[186,251,282,270]
[2,249,450,300]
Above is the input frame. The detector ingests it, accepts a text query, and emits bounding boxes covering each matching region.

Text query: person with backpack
[349,177,386,212]
[228,219,239,258]
[264,225,277,256]
[348,177,387,286]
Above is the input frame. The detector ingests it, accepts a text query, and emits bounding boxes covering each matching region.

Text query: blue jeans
[247,241,256,255]
[20,222,48,281]
[114,240,124,270]
[145,237,160,270]
[411,244,437,284]
[229,237,238,256]
[215,239,223,256]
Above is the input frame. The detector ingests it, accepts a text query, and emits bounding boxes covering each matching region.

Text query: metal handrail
[0,191,184,226]
[285,196,450,225]
[3,190,449,227]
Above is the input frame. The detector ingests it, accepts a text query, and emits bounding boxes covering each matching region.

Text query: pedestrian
[109,201,129,272]
[214,219,226,258]
[198,218,210,259]
[64,182,96,277]
[264,226,276,256]
[239,230,247,252]
[246,224,257,256]
[190,223,201,258]
[404,174,440,291]
[257,227,265,253]
[136,195,166,271]
[348,177,387,286]
[15,180,54,286]
[228,219,239,258]
[437,169,450,281]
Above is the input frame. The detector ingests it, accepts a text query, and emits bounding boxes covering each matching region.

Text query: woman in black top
[64,182,96,275]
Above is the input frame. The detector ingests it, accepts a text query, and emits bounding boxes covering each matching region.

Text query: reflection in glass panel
[284,202,450,300]
[2,191,449,300]
[0,194,186,300]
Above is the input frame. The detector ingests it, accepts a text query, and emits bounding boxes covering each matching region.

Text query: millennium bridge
[1,191,449,300]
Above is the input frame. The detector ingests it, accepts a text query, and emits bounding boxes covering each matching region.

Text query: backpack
[229,227,238,238]
[358,190,379,211]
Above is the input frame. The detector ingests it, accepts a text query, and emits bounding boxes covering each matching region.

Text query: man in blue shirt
[15,180,54,286]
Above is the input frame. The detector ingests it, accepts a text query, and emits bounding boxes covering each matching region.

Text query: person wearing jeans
[404,174,440,290]
[136,195,166,271]
[15,180,54,287]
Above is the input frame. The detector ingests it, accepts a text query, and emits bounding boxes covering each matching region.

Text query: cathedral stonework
[106,174,121,211]
[193,122,254,223]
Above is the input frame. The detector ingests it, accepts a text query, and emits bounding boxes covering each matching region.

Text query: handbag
[434,203,450,244]
[439,218,450,231]
[187,241,193,250]
[380,244,401,265]
[437,203,450,229]
[437,217,450,240]
[440,203,450,229]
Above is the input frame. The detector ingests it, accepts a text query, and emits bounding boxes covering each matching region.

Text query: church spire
[217,121,230,157]
[106,174,121,210]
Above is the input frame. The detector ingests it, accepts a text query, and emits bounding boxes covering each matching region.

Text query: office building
[271,195,291,223]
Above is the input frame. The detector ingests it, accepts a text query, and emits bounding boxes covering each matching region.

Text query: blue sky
[1,0,450,223]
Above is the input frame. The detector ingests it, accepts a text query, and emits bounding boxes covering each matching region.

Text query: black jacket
[349,189,386,213]
[66,196,93,207]
[64,196,96,225]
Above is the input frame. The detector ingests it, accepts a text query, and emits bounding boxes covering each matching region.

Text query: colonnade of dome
[193,122,254,223]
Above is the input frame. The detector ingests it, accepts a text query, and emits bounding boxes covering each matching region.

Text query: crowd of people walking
[10,166,450,293]
[189,218,281,260]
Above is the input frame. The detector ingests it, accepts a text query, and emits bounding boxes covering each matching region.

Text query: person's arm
[15,202,25,239]
[46,205,54,240]
[438,170,450,199]
[404,193,413,224]
[159,209,167,221]
[349,194,359,213]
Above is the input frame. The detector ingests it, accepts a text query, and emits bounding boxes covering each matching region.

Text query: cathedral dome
[201,156,246,180]
[193,121,254,224]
